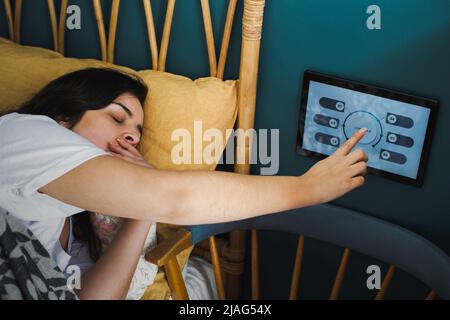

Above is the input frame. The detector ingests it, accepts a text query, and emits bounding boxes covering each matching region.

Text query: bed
[1,0,450,300]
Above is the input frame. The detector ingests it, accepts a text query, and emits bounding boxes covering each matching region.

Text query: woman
[0,68,368,299]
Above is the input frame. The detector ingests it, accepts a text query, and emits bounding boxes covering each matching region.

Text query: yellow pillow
[0,36,237,299]
[0,37,237,171]
[138,70,237,171]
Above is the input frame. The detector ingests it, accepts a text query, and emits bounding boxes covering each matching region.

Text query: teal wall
[1,0,449,299]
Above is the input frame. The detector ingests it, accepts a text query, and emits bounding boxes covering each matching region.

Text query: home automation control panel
[296,71,438,186]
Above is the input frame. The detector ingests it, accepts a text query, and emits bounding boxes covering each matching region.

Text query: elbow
[158,181,193,225]
[163,194,188,226]
[139,169,197,225]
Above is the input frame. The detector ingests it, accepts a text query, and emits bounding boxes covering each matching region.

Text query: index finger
[116,138,142,157]
[336,128,367,156]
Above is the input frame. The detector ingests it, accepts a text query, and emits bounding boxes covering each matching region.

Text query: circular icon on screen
[330,137,339,146]
[343,111,382,145]
[329,119,338,128]
[336,102,345,111]
[387,114,397,124]
[388,133,397,143]
[381,151,390,160]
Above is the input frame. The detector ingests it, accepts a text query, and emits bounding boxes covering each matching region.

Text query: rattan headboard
[2,0,266,176]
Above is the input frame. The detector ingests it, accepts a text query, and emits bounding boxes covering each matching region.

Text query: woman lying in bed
[0,68,368,300]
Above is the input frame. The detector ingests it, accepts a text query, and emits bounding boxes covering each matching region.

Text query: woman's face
[67,93,144,151]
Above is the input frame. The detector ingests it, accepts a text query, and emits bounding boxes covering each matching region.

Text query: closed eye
[112,115,124,124]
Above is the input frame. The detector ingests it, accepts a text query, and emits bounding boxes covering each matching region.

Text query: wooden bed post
[57,0,68,55]
[3,0,14,41]
[230,0,266,300]
[13,0,22,44]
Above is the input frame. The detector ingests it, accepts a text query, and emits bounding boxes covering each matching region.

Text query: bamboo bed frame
[2,0,266,300]
[2,0,444,301]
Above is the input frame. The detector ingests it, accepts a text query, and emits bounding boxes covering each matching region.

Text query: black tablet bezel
[296,70,439,187]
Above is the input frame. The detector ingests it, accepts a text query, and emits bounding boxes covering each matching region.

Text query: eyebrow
[112,102,143,135]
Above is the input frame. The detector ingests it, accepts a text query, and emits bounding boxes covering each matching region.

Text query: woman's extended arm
[39,129,368,225]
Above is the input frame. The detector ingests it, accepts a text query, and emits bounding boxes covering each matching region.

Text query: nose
[119,132,140,147]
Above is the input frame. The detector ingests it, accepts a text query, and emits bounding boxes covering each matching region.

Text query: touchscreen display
[297,71,438,186]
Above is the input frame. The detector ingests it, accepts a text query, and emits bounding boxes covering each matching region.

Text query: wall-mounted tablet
[296,70,439,187]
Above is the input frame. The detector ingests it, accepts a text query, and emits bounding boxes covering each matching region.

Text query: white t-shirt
[0,112,108,271]
[0,112,217,299]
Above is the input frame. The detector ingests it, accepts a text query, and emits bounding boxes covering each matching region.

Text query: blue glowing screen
[302,81,431,179]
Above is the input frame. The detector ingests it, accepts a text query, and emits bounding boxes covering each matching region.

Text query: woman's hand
[302,128,369,205]
[107,138,153,169]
